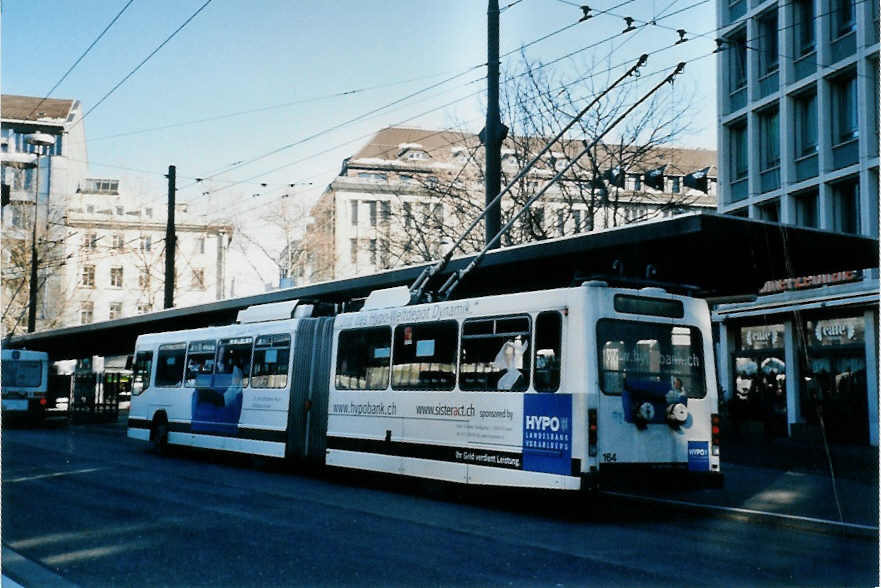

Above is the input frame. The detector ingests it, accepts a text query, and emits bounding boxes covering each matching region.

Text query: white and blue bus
[2,348,50,419]
[128,282,722,490]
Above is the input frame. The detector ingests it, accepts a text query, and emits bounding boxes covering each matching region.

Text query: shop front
[715,278,879,446]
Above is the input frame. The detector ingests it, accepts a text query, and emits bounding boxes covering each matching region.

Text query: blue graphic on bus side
[687,441,710,472]
[523,394,572,475]
[191,373,244,435]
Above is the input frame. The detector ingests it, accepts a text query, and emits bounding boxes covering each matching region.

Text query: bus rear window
[597,319,706,399]
[1,361,42,388]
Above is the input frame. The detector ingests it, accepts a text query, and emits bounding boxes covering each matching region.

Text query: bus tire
[149,414,170,456]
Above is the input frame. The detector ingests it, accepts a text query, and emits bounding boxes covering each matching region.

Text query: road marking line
[602,490,879,531]
[3,467,107,484]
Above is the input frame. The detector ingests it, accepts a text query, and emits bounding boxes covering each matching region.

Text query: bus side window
[132,350,153,395]
[392,321,458,390]
[534,311,562,392]
[460,315,531,392]
[216,338,254,388]
[335,327,391,390]
[185,340,216,387]
[251,334,291,389]
[156,343,187,387]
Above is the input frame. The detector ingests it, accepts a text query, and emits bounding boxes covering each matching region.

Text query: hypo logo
[525,415,568,432]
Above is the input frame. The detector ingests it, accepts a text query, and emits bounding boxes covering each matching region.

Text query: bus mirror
[125,355,133,370]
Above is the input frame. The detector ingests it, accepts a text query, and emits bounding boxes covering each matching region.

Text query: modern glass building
[714,0,879,444]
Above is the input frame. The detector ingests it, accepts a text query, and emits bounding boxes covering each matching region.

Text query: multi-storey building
[1,95,89,334]
[714,0,879,444]
[63,178,234,325]
[294,126,717,284]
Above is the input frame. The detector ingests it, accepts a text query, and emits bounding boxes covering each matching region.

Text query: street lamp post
[25,132,56,333]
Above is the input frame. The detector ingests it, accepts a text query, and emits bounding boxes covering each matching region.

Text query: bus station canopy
[5,213,878,359]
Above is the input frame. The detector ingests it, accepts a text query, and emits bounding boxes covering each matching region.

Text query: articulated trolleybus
[128,281,722,490]
[2,348,50,418]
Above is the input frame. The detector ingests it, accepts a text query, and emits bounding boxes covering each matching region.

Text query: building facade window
[110,267,123,288]
[111,233,124,249]
[758,10,779,74]
[794,190,819,227]
[368,239,377,265]
[729,28,748,92]
[832,72,858,144]
[144,207,153,218]
[794,90,818,156]
[137,303,152,314]
[368,201,377,226]
[139,269,150,289]
[831,179,860,233]
[730,121,749,180]
[403,202,412,228]
[432,203,444,227]
[380,200,391,223]
[80,301,94,324]
[671,176,681,193]
[759,107,780,169]
[556,209,565,235]
[349,238,358,265]
[140,235,152,251]
[833,0,855,37]
[115,206,124,215]
[81,265,95,288]
[109,302,122,320]
[794,0,815,55]
[83,232,98,249]
[198,236,206,254]
[757,199,781,222]
[350,200,359,226]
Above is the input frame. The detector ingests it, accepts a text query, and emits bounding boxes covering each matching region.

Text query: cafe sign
[807,317,864,346]
[740,325,784,350]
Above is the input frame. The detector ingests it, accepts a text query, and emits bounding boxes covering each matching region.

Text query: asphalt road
[2,420,877,587]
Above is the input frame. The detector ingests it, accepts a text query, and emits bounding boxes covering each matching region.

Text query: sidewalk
[609,429,879,535]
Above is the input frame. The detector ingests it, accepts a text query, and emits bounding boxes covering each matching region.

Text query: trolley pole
[164,164,176,309]
[484,0,503,250]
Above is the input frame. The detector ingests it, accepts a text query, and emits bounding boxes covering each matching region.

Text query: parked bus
[2,348,50,420]
[128,282,722,490]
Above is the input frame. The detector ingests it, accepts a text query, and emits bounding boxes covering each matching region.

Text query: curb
[601,490,879,539]
[2,546,77,587]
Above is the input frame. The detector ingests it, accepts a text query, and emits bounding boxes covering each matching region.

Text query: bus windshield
[597,319,706,399]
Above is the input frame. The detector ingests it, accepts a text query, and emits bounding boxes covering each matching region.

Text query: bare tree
[378,53,705,263]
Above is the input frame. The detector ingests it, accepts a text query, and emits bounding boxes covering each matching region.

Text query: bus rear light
[588,408,597,457]
[711,412,720,456]
[39,398,47,406]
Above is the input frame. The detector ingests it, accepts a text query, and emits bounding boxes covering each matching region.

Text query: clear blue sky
[3,0,718,289]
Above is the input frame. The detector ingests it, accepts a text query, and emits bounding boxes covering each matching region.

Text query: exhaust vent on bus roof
[236,300,301,323]
[363,286,411,310]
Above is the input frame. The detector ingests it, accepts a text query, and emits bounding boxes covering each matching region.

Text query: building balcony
[794,153,819,182]
[759,165,780,193]
[829,31,856,64]
[792,51,816,82]
[729,177,749,202]
[754,69,779,101]
[831,138,859,170]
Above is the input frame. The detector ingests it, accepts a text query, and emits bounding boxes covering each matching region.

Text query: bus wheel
[150,414,170,456]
